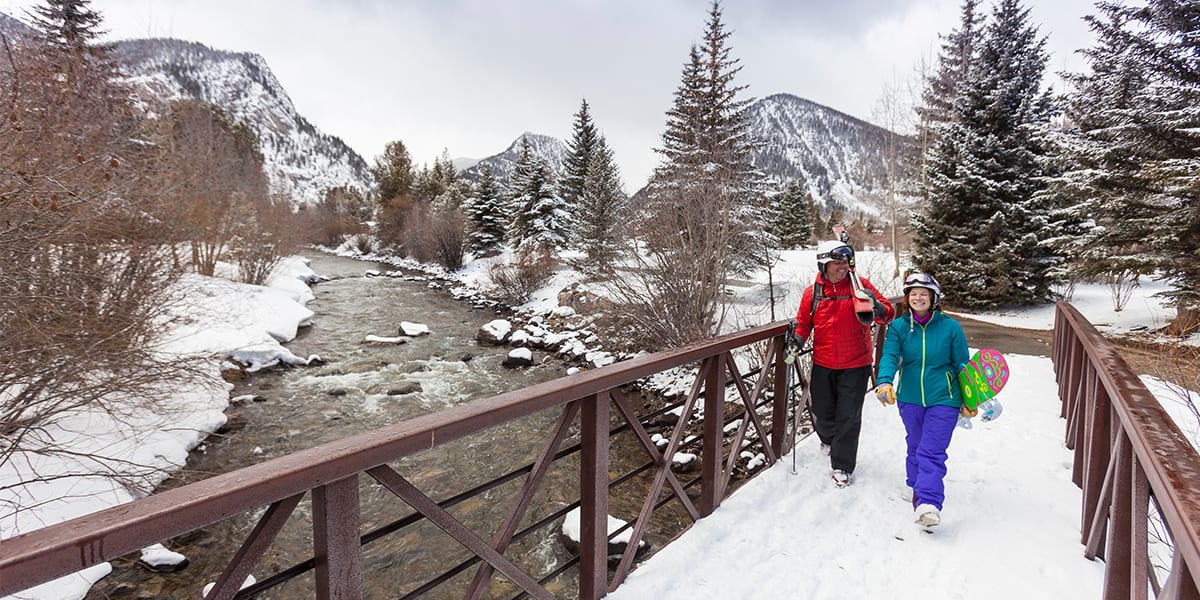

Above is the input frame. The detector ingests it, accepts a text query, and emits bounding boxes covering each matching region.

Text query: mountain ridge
[112,38,374,206]
[2,12,908,218]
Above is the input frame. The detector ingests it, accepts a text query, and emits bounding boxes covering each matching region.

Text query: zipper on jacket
[919,322,928,407]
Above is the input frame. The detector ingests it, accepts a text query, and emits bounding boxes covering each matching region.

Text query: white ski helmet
[902,270,942,306]
[816,240,854,273]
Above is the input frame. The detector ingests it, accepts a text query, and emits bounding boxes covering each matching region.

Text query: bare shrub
[403,203,467,270]
[345,233,380,255]
[237,198,299,285]
[612,163,751,350]
[1051,274,1079,302]
[1106,269,1139,312]
[146,99,272,277]
[376,194,414,252]
[598,243,729,351]
[295,193,367,247]
[429,208,467,271]
[0,32,203,482]
[488,246,557,306]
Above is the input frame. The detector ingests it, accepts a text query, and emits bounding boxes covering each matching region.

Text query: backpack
[810,282,852,320]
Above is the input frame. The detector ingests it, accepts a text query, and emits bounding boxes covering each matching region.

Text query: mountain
[451,156,481,172]
[747,93,913,218]
[111,39,373,206]
[460,132,568,185]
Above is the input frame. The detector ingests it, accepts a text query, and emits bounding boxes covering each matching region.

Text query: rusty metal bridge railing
[0,321,815,600]
[6,301,1199,599]
[1053,301,1200,599]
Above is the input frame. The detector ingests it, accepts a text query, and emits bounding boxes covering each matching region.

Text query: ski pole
[783,322,801,474]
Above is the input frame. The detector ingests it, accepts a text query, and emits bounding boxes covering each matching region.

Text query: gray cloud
[0,0,1098,189]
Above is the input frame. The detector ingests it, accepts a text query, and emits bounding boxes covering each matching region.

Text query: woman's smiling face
[908,288,933,314]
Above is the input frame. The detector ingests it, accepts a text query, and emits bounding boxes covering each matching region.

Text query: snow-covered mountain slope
[112,39,374,206]
[748,93,914,217]
[460,132,568,185]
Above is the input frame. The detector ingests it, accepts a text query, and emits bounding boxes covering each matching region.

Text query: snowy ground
[2,247,1195,600]
[0,257,324,600]
[604,250,1196,600]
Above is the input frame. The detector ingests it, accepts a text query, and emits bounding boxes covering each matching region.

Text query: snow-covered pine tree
[643,0,767,276]
[1036,3,1151,291]
[914,0,982,156]
[1115,0,1200,330]
[465,165,507,257]
[607,0,768,346]
[914,0,1055,308]
[770,178,817,249]
[576,137,628,273]
[510,156,569,251]
[560,98,600,245]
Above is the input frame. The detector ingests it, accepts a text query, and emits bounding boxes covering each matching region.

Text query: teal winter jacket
[876,311,971,408]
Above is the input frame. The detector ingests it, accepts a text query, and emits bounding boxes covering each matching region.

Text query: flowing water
[88,252,611,600]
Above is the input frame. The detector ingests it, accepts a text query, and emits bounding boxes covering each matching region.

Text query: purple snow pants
[897,403,960,510]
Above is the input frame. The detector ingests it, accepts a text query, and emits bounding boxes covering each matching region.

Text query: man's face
[826,259,850,282]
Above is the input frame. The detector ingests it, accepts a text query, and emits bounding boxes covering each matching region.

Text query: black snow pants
[809,363,871,473]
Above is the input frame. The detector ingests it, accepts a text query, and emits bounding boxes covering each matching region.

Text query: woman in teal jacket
[873,271,970,529]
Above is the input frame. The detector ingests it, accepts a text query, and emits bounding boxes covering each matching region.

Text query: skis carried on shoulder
[847,270,875,326]
[832,224,875,326]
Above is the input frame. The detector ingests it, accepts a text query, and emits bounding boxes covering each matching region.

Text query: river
[88,252,600,599]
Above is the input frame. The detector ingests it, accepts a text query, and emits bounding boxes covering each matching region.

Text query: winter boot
[915,503,940,528]
[831,469,852,488]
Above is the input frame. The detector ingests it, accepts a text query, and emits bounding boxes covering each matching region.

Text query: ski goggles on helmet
[903,271,937,287]
[817,246,854,262]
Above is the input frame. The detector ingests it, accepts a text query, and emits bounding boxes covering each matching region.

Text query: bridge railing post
[579,391,610,600]
[313,476,363,600]
[700,355,725,516]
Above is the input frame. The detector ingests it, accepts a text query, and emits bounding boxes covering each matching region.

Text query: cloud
[0,0,1099,189]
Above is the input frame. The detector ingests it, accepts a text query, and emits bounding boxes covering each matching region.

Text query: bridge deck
[607,351,1105,599]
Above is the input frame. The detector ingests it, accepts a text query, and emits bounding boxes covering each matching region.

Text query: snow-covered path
[607,352,1106,600]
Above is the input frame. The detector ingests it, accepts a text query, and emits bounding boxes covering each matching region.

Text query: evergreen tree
[28,0,108,86]
[911,0,982,211]
[914,0,1055,308]
[371,140,415,204]
[465,165,507,256]
[1097,0,1200,329]
[643,0,767,276]
[600,0,770,345]
[507,136,536,202]
[1037,3,1150,288]
[657,45,706,166]
[576,137,628,273]
[510,156,569,250]
[915,0,982,151]
[770,178,817,249]
[560,98,600,244]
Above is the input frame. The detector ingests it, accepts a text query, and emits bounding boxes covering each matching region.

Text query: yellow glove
[875,384,896,406]
[960,405,978,418]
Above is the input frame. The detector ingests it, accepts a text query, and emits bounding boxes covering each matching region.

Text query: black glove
[871,296,886,318]
[785,322,805,350]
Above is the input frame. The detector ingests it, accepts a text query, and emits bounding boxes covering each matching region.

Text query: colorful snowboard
[958,348,1009,410]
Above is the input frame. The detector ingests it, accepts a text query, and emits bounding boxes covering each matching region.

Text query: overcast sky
[3,0,1099,188]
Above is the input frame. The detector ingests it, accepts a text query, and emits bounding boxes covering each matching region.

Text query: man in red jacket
[790,240,894,487]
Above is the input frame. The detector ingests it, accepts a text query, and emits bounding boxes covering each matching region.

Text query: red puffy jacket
[793,272,895,369]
